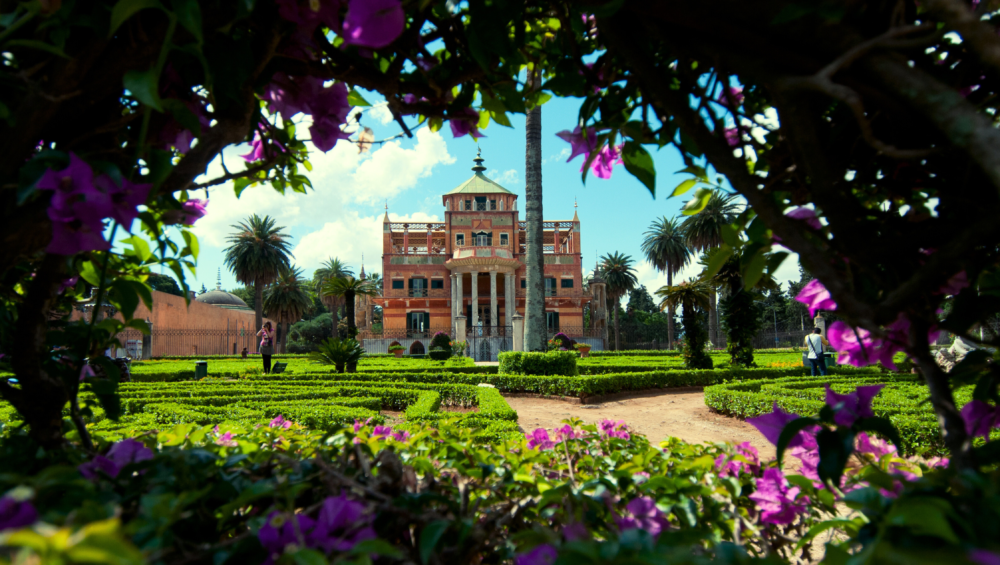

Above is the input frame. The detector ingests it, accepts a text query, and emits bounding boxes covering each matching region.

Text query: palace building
[362,152,605,359]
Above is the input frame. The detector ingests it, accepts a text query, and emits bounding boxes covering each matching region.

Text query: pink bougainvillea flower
[939,271,970,296]
[215,431,238,447]
[308,493,375,553]
[353,418,372,433]
[526,428,556,450]
[342,0,405,49]
[970,550,1000,565]
[241,131,288,162]
[599,419,630,439]
[94,175,151,226]
[616,496,671,537]
[515,544,558,565]
[48,217,110,255]
[311,81,351,122]
[264,73,323,119]
[748,468,810,525]
[59,276,78,294]
[35,153,94,201]
[794,279,837,317]
[276,0,341,33]
[0,495,38,532]
[269,415,293,429]
[715,441,761,477]
[723,127,741,147]
[310,114,352,152]
[162,199,207,226]
[855,431,897,459]
[824,384,884,427]
[786,207,822,230]
[747,403,816,448]
[79,438,153,481]
[390,429,410,442]
[562,522,588,541]
[555,126,599,163]
[555,424,580,441]
[372,425,393,438]
[961,400,1000,440]
[584,143,623,180]
[716,86,744,105]
[259,511,318,563]
[827,321,880,367]
[79,364,96,382]
[449,107,485,139]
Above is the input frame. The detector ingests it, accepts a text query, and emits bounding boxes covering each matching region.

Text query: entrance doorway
[466,304,492,329]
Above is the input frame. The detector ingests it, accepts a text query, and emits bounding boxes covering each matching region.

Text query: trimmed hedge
[704,373,999,456]
[499,351,578,376]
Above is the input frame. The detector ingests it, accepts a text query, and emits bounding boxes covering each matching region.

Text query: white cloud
[292,211,441,274]
[189,127,454,247]
[367,102,395,126]
[544,147,571,164]
[488,168,519,185]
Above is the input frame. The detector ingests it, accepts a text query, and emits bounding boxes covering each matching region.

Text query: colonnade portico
[445,256,521,332]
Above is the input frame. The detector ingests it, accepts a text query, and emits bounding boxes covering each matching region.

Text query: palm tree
[523,70,547,352]
[321,276,377,373]
[698,248,777,367]
[313,258,354,336]
[655,279,714,369]
[262,266,313,353]
[223,214,293,334]
[641,217,692,349]
[600,252,638,351]
[681,191,741,348]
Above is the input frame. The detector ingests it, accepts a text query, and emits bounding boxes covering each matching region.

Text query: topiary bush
[498,351,579,376]
[429,332,453,361]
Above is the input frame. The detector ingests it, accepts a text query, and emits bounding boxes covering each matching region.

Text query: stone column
[450,273,457,326]
[505,273,514,327]
[470,270,479,328]
[490,270,498,328]
[456,272,463,323]
[512,314,524,351]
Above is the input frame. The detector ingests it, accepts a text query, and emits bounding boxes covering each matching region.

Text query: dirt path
[505,388,775,459]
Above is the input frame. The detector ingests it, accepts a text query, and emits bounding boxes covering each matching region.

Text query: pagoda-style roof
[444,150,515,196]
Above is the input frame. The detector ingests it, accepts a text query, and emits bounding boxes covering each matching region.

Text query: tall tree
[321,277,377,373]
[601,252,639,350]
[146,273,184,297]
[699,249,777,367]
[681,192,741,348]
[313,258,354,337]
[223,215,293,334]
[641,217,692,348]
[523,70,547,352]
[655,280,714,369]
[263,266,313,354]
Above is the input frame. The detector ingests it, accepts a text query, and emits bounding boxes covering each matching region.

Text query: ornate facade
[364,153,601,356]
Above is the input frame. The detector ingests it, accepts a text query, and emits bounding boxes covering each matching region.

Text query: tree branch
[925,0,1000,79]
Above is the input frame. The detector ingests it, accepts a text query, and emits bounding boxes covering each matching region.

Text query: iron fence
[466,326,512,361]
[114,327,264,358]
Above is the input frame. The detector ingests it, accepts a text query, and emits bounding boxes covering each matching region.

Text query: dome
[196,289,249,308]
[444,151,515,196]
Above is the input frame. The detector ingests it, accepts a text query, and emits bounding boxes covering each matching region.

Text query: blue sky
[166,90,800,298]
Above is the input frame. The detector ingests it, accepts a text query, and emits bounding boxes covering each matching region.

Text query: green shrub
[309,338,365,373]
[428,347,451,361]
[499,351,579,376]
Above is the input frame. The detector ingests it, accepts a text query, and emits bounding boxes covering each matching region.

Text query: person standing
[804,327,829,376]
[257,322,275,374]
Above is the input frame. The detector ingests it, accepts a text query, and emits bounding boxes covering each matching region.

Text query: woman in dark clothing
[257,322,275,373]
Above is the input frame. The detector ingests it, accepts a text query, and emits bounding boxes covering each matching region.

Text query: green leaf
[621,141,656,197]
[766,251,790,275]
[181,229,199,260]
[885,498,960,543]
[419,520,449,565]
[816,428,854,487]
[674,165,708,182]
[4,39,69,58]
[161,99,202,137]
[171,0,202,44]
[776,416,820,465]
[974,440,1000,465]
[109,0,165,37]
[348,89,371,107]
[795,519,856,550]
[124,68,164,111]
[720,224,740,248]
[79,261,102,286]
[290,549,327,565]
[703,246,733,279]
[670,178,698,198]
[351,539,404,558]
[743,250,768,290]
[110,280,141,319]
[123,236,152,262]
[681,187,713,216]
[480,93,512,128]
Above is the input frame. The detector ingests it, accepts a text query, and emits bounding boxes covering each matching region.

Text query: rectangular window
[456,233,465,246]
[499,233,509,246]
[406,312,430,332]
[490,200,497,210]
[545,278,557,296]
[409,278,427,297]
[475,196,487,211]
[561,279,574,288]
[546,312,560,332]
[520,279,526,289]
[465,199,472,211]
[430,279,444,289]
[391,280,404,290]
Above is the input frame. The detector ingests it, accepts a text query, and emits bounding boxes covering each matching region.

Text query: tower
[356,256,370,329]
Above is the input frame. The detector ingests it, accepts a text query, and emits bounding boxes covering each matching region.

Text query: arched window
[446,200,451,211]
[473,231,492,246]
[499,199,504,210]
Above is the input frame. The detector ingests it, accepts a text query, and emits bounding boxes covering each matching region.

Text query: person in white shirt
[804,327,830,376]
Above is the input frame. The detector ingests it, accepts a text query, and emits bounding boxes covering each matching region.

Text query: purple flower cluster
[354,419,410,442]
[213,425,238,447]
[265,74,352,153]
[714,441,761,477]
[615,496,671,537]
[825,384,884,427]
[961,400,1000,440]
[35,154,152,255]
[599,419,630,440]
[515,544,558,565]
[259,493,375,564]
[79,438,154,481]
[277,0,403,49]
[269,415,293,429]
[0,495,38,532]
[748,468,810,525]
[449,107,485,139]
[794,279,837,318]
[554,127,623,180]
[525,423,584,450]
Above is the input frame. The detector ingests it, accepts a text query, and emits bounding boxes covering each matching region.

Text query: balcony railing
[515,288,586,298]
[357,327,453,340]
[381,288,449,298]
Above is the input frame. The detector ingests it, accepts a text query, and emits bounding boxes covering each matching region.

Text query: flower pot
[578,348,591,358]
[392,350,403,358]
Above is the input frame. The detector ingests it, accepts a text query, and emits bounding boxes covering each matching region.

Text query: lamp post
[771,306,779,348]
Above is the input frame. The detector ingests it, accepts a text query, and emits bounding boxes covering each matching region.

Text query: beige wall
[71,290,270,331]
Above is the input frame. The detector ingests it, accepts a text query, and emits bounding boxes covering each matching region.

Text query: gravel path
[504,388,775,459]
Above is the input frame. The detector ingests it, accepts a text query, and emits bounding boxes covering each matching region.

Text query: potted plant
[451,340,467,357]
[428,332,452,361]
[388,344,405,358]
[310,338,365,374]
[574,342,592,358]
